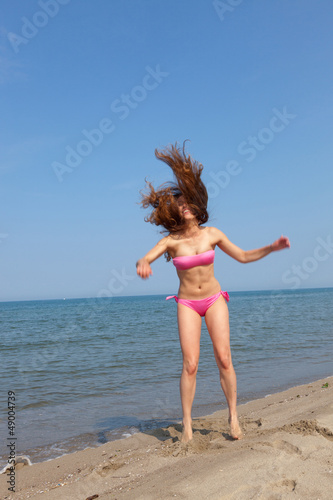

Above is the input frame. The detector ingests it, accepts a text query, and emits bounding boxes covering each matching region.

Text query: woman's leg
[204,296,243,439]
[177,303,202,442]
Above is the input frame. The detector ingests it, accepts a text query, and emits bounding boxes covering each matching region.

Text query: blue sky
[0,0,332,301]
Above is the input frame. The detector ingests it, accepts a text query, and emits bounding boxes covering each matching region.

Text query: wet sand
[1,376,332,499]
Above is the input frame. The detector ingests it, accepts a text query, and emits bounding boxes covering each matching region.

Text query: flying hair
[140,141,209,253]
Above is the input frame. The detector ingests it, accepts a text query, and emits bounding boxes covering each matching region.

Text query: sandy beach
[1,376,332,500]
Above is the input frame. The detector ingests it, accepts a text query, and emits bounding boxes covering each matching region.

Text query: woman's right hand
[136,258,153,280]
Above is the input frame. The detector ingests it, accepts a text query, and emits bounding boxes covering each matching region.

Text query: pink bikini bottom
[166,290,229,317]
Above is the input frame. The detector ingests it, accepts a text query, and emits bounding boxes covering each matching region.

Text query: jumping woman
[136,142,290,442]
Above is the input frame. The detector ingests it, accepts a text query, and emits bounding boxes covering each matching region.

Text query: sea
[0,288,332,468]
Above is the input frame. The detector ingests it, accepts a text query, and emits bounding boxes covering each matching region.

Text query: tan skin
[136,196,290,442]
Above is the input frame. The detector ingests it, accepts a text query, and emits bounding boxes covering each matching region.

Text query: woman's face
[177,195,196,220]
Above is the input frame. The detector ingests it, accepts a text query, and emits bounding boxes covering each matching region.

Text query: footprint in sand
[242,417,264,432]
[269,478,297,493]
[281,419,333,441]
[270,439,302,456]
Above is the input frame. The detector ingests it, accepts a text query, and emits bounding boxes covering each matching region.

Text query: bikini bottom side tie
[166,290,229,317]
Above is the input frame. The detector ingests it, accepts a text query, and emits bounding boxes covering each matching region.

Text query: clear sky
[0,0,332,302]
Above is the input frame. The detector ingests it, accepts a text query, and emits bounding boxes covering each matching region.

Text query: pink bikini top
[172,250,215,271]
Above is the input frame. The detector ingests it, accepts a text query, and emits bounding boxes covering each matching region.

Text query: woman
[136,142,290,443]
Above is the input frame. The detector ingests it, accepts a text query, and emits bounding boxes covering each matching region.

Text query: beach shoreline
[1,375,332,499]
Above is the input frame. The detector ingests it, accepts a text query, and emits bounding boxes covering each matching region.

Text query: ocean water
[0,288,332,467]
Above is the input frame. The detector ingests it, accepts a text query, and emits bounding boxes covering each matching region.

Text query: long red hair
[140,142,209,254]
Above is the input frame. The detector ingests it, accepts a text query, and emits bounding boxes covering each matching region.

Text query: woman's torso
[167,226,221,299]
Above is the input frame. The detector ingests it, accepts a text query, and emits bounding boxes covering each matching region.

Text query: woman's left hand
[271,235,291,251]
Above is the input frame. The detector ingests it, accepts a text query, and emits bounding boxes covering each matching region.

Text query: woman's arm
[243,235,290,262]
[136,236,170,279]
[211,228,290,263]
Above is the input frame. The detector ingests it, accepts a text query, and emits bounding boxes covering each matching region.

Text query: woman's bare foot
[181,419,193,443]
[228,415,243,440]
